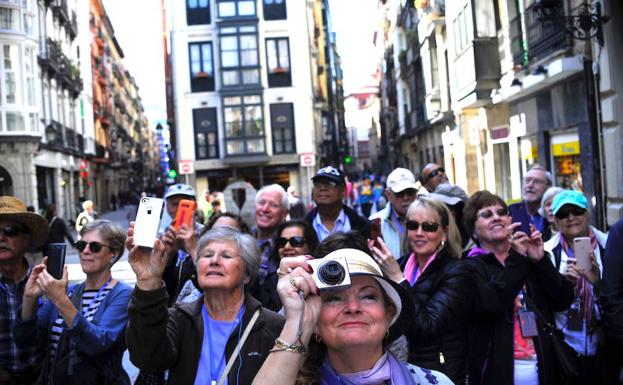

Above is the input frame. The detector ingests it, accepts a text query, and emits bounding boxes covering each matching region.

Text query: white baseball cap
[386,168,418,193]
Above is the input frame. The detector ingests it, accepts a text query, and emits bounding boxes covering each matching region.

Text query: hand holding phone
[134,197,164,248]
[173,199,196,231]
[573,237,592,272]
[46,243,66,280]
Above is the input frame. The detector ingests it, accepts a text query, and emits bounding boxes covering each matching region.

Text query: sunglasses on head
[426,167,445,181]
[477,207,509,219]
[0,225,29,238]
[75,240,111,253]
[395,188,417,198]
[276,236,307,249]
[406,220,440,232]
[555,206,586,220]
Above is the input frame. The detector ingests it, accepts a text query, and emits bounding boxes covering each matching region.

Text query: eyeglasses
[405,220,440,232]
[276,236,307,249]
[75,240,111,253]
[477,208,509,219]
[426,167,445,181]
[0,225,29,238]
[395,188,417,198]
[555,206,586,220]
[313,180,338,189]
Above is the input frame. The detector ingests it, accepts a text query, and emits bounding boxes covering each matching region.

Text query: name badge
[518,309,538,338]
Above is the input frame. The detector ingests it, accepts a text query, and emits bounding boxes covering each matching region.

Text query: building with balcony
[167,0,339,206]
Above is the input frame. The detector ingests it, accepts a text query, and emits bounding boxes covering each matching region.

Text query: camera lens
[141,197,148,204]
[318,260,346,286]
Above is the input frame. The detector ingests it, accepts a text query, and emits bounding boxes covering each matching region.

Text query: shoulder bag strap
[216,309,261,385]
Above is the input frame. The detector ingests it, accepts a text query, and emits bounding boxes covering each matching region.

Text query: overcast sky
[100,0,377,126]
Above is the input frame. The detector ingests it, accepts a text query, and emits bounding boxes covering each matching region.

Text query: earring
[314,334,322,343]
[385,330,389,339]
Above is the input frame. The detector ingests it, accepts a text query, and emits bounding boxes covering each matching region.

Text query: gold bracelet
[269,338,308,354]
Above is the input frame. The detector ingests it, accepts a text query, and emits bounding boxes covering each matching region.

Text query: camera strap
[215,308,260,385]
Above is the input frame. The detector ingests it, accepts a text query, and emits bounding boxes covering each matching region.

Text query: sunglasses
[0,225,29,238]
[406,220,440,232]
[426,167,445,181]
[276,236,307,249]
[75,240,111,253]
[395,188,417,198]
[313,180,338,189]
[477,207,509,219]
[555,206,586,220]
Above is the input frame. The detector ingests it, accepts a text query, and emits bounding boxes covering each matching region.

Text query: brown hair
[463,190,507,243]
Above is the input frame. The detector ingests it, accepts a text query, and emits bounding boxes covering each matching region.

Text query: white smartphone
[573,237,592,271]
[133,197,164,248]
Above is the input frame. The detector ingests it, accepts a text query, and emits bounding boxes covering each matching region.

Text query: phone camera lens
[318,260,346,286]
[141,197,148,204]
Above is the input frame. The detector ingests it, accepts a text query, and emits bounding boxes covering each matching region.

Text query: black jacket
[304,205,370,240]
[465,250,575,385]
[401,250,474,385]
[127,286,285,385]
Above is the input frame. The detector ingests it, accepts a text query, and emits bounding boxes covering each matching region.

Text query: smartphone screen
[47,243,66,280]
[573,237,592,271]
[173,199,196,231]
[134,197,164,248]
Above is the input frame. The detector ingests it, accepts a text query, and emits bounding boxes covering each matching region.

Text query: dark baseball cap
[312,166,346,185]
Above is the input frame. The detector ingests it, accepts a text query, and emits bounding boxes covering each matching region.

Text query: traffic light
[343,155,353,165]
[168,169,177,179]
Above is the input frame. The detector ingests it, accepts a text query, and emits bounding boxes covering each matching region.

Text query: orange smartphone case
[174,199,196,230]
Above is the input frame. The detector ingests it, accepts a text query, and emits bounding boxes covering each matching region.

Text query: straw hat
[0,196,49,248]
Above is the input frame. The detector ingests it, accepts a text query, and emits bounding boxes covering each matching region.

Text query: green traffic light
[168,169,177,179]
[344,155,353,165]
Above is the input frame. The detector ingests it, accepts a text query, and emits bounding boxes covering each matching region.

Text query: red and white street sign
[299,153,316,167]
[179,159,194,175]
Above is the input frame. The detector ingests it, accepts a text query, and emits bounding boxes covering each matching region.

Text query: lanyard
[81,276,112,316]
[204,304,245,384]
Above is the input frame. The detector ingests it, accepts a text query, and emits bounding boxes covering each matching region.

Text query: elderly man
[304,166,370,242]
[0,196,48,383]
[369,168,418,260]
[420,163,449,193]
[161,184,203,305]
[508,165,552,237]
[253,184,289,284]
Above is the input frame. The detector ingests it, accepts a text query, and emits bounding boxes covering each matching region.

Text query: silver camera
[307,257,351,291]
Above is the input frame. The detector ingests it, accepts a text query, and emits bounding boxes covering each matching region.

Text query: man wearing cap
[509,165,552,239]
[420,163,449,193]
[161,184,203,305]
[0,196,48,383]
[304,166,370,242]
[369,168,418,260]
[427,183,471,248]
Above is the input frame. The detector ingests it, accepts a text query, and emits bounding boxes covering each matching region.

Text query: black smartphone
[369,218,383,249]
[47,243,66,280]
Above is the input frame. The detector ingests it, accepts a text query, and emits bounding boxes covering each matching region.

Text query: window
[193,107,219,159]
[3,45,17,104]
[219,25,259,87]
[453,5,472,54]
[217,0,255,18]
[266,37,291,87]
[24,47,35,106]
[223,95,264,155]
[270,103,295,154]
[189,42,215,92]
[263,0,286,20]
[0,8,18,32]
[187,0,210,25]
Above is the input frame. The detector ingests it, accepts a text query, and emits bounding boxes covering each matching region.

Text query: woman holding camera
[259,220,318,311]
[543,190,606,384]
[252,246,453,385]
[369,196,473,384]
[462,190,574,385]
[126,225,284,385]
[15,220,132,385]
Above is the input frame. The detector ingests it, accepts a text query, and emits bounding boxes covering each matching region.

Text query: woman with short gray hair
[126,224,285,385]
[539,186,564,241]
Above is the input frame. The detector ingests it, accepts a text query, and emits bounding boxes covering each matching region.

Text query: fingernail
[304,255,314,260]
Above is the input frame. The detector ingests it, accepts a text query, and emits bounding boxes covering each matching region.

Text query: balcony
[66,11,78,39]
[525,2,569,62]
[77,132,84,154]
[52,0,69,24]
[44,120,64,149]
[38,38,62,76]
[453,38,501,109]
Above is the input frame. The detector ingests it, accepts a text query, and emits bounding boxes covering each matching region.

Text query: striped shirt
[48,287,112,360]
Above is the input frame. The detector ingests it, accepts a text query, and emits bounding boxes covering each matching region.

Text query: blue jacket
[15,281,132,385]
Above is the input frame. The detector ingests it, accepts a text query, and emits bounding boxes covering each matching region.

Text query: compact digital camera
[307,257,351,291]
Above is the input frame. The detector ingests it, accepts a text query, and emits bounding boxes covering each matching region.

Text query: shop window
[551,133,582,191]
[493,142,512,201]
[270,103,295,154]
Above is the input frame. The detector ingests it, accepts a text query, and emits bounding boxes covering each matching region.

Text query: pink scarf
[404,252,438,286]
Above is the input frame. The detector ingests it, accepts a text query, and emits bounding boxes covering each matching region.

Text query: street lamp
[533,0,610,228]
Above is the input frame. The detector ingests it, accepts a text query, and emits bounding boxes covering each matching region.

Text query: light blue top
[313,209,351,241]
[369,205,405,260]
